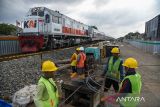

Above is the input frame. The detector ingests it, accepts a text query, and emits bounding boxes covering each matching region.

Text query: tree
[124,32,142,40]
[0,23,17,35]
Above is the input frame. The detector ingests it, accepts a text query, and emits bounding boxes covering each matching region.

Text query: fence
[127,40,160,54]
[0,40,21,56]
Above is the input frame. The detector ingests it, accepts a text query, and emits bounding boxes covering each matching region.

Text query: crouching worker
[118,57,142,107]
[34,60,59,107]
[101,58,142,107]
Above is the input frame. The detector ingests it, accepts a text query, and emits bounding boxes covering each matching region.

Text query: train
[19,7,105,52]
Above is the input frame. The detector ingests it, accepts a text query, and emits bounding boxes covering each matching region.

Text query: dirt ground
[59,42,160,107]
[27,42,160,107]
[119,42,160,107]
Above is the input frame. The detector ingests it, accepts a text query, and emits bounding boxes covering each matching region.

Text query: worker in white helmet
[76,47,86,79]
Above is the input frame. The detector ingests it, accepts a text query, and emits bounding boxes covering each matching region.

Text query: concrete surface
[119,42,160,107]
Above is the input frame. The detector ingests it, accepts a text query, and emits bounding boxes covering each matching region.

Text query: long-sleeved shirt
[102,56,124,81]
[119,69,136,93]
[102,70,138,103]
[70,53,77,66]
[34,77,58,107]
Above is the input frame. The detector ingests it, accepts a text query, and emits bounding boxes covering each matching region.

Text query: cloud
[0,0,83,24]
[0,0,29,24]
[154,0,160,13]
[93,0,111,8]
[0,0,159,38]
[25,0,82,4]
[78,0,159,38]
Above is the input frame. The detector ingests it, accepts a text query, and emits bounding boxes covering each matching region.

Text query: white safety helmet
[80,47,84,51]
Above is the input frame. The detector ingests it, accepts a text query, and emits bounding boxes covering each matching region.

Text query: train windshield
[31,7,44,17]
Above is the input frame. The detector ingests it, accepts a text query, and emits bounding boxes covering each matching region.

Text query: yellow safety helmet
[76,47,80,51]
[42,60,58,72]
[122,58,138,68]
[111,47,120,53]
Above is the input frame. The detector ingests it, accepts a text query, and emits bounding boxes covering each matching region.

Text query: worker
[76,47,86,79]
[101,58,142,107]
[102,47,124,92]
[34,60,59,107]
[119,57,142,107]
[70,48,80,78]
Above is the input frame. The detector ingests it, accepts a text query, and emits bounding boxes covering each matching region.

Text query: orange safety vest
[77,52,86,68]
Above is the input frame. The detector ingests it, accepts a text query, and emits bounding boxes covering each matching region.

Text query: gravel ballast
[0,47,77,98]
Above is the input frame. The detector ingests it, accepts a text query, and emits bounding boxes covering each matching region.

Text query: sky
[0,0,160,38]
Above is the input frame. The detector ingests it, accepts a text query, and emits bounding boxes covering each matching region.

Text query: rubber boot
[70,72,77,78]
[79,74,85,79]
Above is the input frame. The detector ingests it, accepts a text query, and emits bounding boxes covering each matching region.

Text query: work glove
[101,95,117,105]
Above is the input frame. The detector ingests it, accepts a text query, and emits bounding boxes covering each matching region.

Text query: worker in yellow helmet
[101,58,142,107]
[34,60,59,107]
[101,47,124,92]
[70,48,80,78]
[118,57,142,107]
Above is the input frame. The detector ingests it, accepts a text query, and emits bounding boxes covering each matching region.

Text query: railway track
[0,46,76,62]
[0,41,102,62]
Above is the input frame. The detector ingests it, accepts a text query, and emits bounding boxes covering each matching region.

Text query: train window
[53,16,61,24]
[45,14,50,23]
[38,11,44,17]
[32,12,37,16]
[77,24,79,28]
[63,18,65,25]
[58,17,62,24]
[54,16,58,23]
[70,21,73,27]
[54,16,59,23]
[31,8,37,16]
[52,16,54,22]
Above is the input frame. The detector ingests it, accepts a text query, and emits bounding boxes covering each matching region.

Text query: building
[145,14,160,40]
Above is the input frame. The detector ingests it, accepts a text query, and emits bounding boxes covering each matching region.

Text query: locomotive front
[19,7,45,52]
[19,7,98,53]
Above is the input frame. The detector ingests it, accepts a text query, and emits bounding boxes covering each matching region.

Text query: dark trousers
[77,67,84,75]
[105,78,119,92]
[71,66,77,73]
